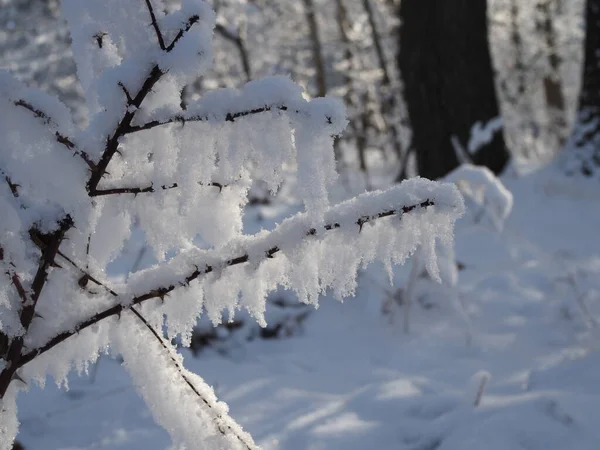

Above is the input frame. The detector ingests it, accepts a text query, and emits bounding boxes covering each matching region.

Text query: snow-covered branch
[129,307,259,449]
[0,1,464,448]
[0,216,73,398]
[20,179,462,369]
[125,104,292,134]
[124,80,345,136]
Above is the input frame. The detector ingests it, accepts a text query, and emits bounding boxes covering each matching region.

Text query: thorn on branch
[4,176,20,198]
[118,82,134,104]
[156,287,169,301]
[175,115,186,128]
[78,274,90,289]
[11,274,28,305]
[55,132,74,149]
[93,32,107,49]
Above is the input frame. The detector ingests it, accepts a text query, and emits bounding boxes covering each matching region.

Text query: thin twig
[13,100,96,170]
[56,250,118,297]
[166,15,200,52]
[215,24,252,81]
[145,0,166,50]
[90,182,224,197]
[130,308,257,449]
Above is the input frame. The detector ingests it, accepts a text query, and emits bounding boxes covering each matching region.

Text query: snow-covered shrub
[445,164,513,232]
[0,1,464,448]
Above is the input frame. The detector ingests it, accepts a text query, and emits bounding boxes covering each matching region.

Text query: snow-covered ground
[15,165,600,449]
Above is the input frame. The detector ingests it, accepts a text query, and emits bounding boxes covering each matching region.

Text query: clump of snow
[468,116,503,154]
[446,164,513,231]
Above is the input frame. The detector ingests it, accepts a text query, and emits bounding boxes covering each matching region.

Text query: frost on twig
[0,1,463,449]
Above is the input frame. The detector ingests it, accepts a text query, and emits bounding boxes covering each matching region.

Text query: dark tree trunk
[397,0,510,180]
[578,0,600,120]
[569,0,600,162]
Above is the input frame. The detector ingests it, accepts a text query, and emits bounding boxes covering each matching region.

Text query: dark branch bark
[87,64,164,196]
[19,198,434,367]
[145,0,167,50]
[13,100,96,170]
[89,182,225,197]
[166,15,200,52]
[124,105,293,134]
[0,216,73,398]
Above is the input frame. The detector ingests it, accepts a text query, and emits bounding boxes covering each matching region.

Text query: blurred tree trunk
[362,0,404,161]
[569,0,600,161]
[576,0,600,120]
[302,0,327,98]
[537,0,567,146]
[397,0,510,180]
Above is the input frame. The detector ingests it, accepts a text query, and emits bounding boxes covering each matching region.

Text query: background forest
[1,0,600,449]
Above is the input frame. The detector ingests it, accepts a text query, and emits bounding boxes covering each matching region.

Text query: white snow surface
[14,166,600,450]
